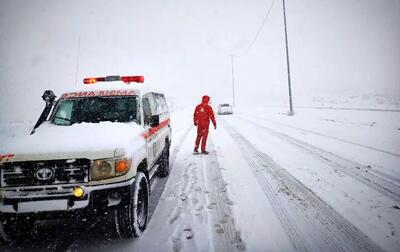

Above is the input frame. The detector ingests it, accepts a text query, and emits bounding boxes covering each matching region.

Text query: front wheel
[114,172,149,238]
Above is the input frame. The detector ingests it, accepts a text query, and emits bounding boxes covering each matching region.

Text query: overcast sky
[0,0,399,122]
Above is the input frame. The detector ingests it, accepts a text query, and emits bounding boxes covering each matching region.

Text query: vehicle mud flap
[158,147,170,177]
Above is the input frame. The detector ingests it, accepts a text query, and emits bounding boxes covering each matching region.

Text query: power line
[234,0,277,57]
[228,0,278,109]
[228,0,294,114]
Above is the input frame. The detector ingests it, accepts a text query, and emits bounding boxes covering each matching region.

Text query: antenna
[74,33,81,87]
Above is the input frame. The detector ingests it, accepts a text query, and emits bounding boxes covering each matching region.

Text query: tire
[2,216,35,241]
[158,146,170,178]
[114,172,149,238]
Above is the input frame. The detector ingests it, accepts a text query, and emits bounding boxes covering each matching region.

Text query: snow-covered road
[1,107,399,252]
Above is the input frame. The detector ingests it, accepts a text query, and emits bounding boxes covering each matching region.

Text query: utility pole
[230,55,236,107]
[282,0,294,115]
[74,33,81,87]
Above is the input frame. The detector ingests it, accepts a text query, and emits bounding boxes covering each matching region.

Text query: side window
[155,94,166,115]
[154,94,161,115]
[160,94,168,113]
[142,97,151,125]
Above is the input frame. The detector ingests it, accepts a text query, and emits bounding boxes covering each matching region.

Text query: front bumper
[0,177,135,218]
[218,111,233,115]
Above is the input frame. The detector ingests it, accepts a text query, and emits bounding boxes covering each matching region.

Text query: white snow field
[1,105,399,252]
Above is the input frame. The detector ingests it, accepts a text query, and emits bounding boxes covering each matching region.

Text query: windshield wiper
[53,116,74,125]
[54,116,72,122]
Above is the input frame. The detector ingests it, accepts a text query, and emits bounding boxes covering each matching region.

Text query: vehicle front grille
[0,159,90,187]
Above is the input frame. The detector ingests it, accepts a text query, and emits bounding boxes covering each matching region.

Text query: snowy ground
[1,105,400,252]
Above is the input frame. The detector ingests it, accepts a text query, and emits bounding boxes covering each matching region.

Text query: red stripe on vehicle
[143,119,171,139]
[0,154,15,164]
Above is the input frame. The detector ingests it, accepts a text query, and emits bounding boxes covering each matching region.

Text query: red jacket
[193,95,216,128]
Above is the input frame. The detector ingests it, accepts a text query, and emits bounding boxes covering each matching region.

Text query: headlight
[90,157,132,181]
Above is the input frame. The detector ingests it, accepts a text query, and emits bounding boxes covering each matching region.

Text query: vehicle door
[152,93,167,160]
[142,94,158,169]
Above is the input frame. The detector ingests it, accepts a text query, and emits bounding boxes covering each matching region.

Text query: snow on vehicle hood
[1,121,144,162]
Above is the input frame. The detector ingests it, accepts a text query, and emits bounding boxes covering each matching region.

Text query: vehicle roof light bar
[83,75,144,84]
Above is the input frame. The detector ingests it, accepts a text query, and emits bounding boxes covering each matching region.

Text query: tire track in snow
[147,125,201,251]
[221,122,308,252]
[240,114,400,158]
[223,120,384,252]
[167,130,244,252]
[148,123,193,220]
[165,125,194,227]
[200,140,246,252]
[170,124,194,166]
[236,116,400,203]
[294,106,400,113]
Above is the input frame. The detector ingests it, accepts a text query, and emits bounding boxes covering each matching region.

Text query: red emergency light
[83,75,144,84]
[121,76,144,83]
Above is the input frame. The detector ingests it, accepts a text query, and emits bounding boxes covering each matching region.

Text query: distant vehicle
[0,75,172,241]
[218,103,233,115]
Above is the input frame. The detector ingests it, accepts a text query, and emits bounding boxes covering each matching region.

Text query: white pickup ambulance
[0,75,171,240]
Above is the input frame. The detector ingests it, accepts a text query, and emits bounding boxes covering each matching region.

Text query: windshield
[51,96,139,126]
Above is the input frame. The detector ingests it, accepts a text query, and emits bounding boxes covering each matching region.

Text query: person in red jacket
[193,95,217,155]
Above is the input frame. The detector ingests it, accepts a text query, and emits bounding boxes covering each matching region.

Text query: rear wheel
[114,172,149,238]
[158,145,170,178]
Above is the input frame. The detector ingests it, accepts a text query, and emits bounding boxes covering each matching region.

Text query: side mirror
[42,90,56,104]
[31,90,57,134]
[149,115,160,128]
